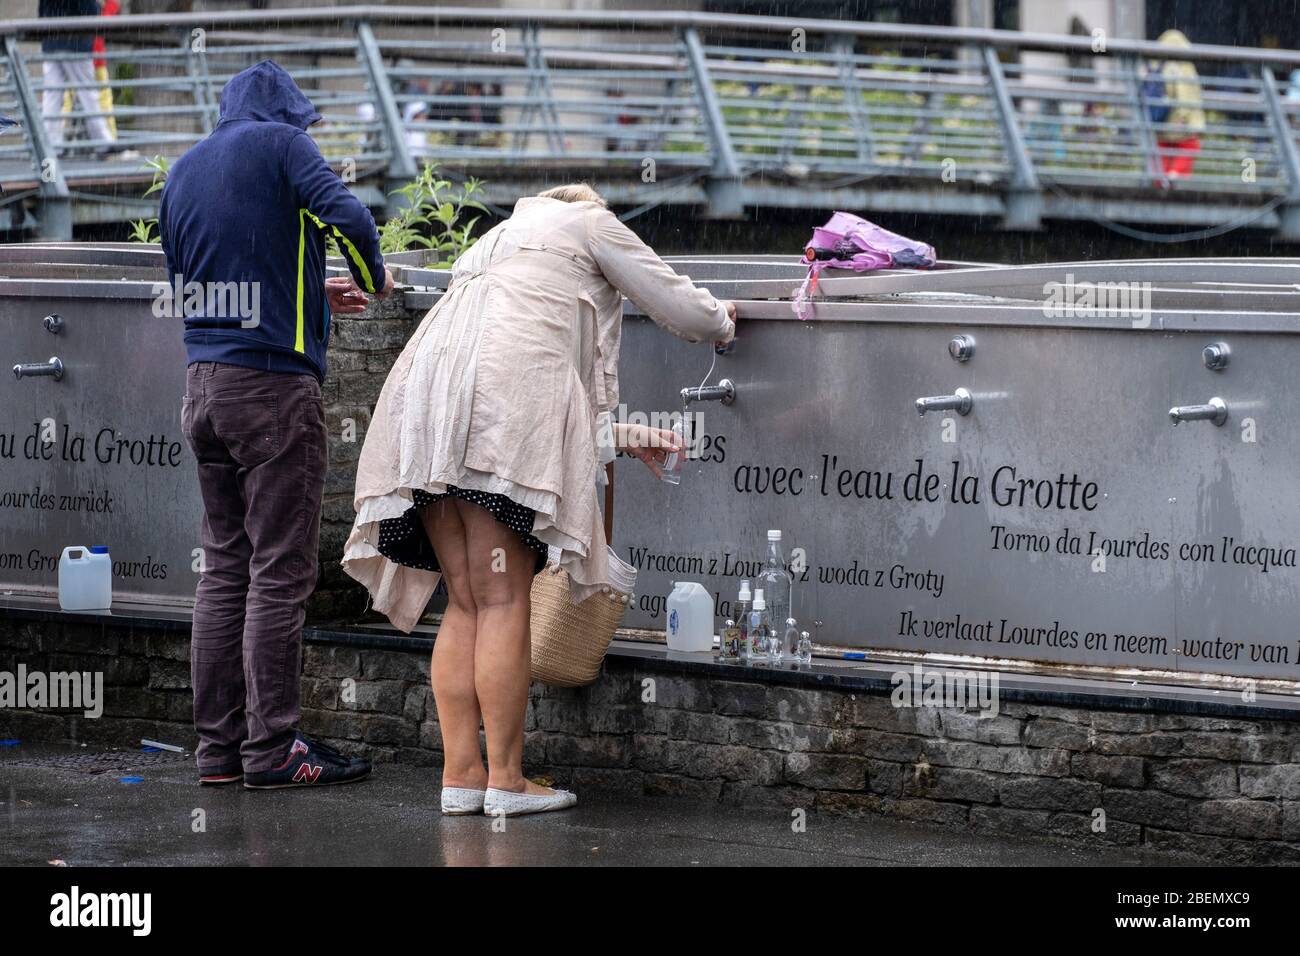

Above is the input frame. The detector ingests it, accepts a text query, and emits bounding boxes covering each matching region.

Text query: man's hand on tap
[326,267,396,314]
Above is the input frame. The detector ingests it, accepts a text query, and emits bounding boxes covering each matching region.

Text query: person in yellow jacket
[1147,29,1206,180]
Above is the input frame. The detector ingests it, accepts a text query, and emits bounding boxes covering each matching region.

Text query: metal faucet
[13,357,64,381]
[1169,396,1227,426]
[915,387,972,416]
[681,378,736,406]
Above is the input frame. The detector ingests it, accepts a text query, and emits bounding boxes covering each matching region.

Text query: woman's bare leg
[420,499,488,791]
[455,498,554,795]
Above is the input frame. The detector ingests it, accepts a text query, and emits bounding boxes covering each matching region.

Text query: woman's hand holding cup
[614,422,681,480]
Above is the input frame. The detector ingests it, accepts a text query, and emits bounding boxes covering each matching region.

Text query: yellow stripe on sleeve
[294,208,307,353]
[304,209,377,294]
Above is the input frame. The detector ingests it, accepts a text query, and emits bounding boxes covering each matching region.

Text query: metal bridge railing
[0,6,1298,238]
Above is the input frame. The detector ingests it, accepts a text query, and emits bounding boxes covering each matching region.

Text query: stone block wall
[312,296,425,621]
[0,620,194,750]
[6,614,1299,864]
[507,663,1300,864]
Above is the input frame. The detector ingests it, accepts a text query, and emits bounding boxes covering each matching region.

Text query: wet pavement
[0,743,1198,866]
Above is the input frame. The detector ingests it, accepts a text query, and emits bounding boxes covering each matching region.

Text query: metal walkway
[1,6,1299,238]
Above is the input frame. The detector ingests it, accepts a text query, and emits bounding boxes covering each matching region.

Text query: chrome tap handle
[12,357,64,381]
[915,387,971,416]
[1168,396,1227,426]
[680,378,736,406]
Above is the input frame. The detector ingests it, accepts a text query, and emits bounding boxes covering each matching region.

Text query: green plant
[377,162,485,264]
[112,62,136,108]
[127,218,159,243]
[128,155,486,264]
[127,154,169,244]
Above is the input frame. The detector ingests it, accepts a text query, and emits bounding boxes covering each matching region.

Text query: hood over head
[1157,29,1191,48]
[219,60,320,129]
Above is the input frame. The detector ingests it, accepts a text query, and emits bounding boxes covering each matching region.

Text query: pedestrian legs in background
[1158,135,1200,181]
[62,64,117,140]
[42,57,115,149]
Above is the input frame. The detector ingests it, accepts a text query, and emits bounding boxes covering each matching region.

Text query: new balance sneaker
[243,735,371,790]
[198,764,243,786]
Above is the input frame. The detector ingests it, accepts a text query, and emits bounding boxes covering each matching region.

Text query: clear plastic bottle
[756,530,793,633]
[746,588,771,664]
[718,618,741,662]
[767,626,783,664]
[796,630,813,665]
[734,580,752,661]
[778,617,800,663]
[659,419,686,485]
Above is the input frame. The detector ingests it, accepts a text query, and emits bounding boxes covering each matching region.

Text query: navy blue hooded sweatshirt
[39,0,97,54]
[160,61,384,380]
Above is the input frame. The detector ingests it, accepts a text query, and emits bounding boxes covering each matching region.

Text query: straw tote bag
[529,463,630,686]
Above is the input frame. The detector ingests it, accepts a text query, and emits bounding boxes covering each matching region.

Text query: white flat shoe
[483,786,578,817]
[440,786,486,815]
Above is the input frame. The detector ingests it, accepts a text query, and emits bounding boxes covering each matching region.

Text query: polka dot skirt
[375,485,549,575]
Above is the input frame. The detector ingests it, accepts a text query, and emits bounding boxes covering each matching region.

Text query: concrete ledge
[2,598,1297,721]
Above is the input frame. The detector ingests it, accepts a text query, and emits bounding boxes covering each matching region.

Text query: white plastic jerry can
[666,581,714,652]
[58,545,113,611]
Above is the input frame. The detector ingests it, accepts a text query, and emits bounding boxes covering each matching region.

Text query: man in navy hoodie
[161,61,393,790]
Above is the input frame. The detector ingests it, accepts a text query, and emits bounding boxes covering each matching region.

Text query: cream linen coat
[342,196,733,633]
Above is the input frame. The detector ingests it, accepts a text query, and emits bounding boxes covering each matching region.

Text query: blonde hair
[536,183,607,207]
